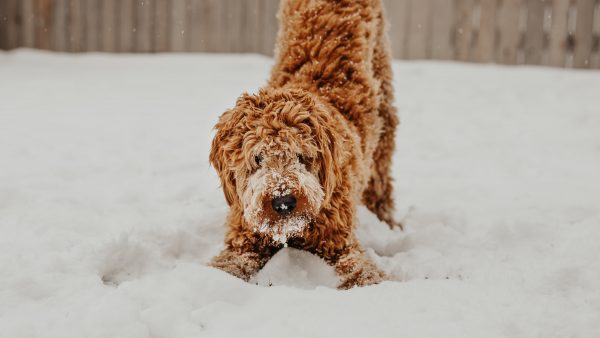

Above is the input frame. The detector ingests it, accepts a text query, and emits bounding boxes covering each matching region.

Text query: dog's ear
[209,107,246,206]
[309,104,353,207]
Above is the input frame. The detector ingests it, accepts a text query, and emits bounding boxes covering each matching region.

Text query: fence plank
[154,0,169,52]
[3,0,20,49]
[524,0,545,64]
[477,0,497,62]
[34,0,52,50]
[134,0,153,52]
[454,0,475,61]
[221,0,243,53]
[0,0,7,49]
[496,0,522,64]
[21,0,35,47]
[53,0,68,51]
[200,0,223,52]
[169,0,186,52]
[261,0,279,56]
[573,0,595,67]
[117,0,134,52]
[593,0,600,68]
[68,0,84,52]
[244,0,262,53]
[430,0,455,60]
[189,0,207,51]
[83,0,99,51]
[101,0,117,52]
[383,0,409,59]
[208,0,225,52]
[547,0,570,67]
[406,0,431,59]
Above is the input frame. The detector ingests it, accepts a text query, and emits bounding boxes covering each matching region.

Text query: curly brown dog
[209,0,399,289]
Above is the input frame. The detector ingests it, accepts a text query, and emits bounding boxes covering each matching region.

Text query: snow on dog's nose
[271,195,297,215]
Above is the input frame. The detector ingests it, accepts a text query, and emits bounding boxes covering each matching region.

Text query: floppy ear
[209,107,246,206]
[309,104,352,207]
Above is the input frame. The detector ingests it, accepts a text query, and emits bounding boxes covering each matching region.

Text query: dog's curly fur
[209,0,399,289]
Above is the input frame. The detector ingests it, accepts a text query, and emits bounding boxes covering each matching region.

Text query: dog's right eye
[255,155,263,166]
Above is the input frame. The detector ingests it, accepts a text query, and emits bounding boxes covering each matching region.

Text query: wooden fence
[1,0,599,69]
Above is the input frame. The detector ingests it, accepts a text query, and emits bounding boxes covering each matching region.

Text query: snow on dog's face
[210,89,350,244]
[241,149,323,244]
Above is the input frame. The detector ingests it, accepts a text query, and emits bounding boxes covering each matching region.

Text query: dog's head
[210,88,352,244]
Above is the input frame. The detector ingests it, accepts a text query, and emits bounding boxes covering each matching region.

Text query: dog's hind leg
[362,5,401,229]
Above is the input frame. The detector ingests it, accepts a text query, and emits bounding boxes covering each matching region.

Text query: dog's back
[269,0,400,228]
[270,0,387,121]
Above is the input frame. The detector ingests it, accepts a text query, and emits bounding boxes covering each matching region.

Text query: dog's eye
[255,155,263,166]
[297,154,305,164]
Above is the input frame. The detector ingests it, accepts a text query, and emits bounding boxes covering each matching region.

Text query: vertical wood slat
[547,0,570,67]
[68,0,84,52]
[244,0,262,53]
[53,0,67,51]
[189,0,207,51]
[0,0,8,49]
[430,0,455,60]
[21,0,35,47]
[154,0,169,52]
[135,0,153,52]
[101,0,117,52]
[6,0,21,49]
[496,0,522,64]
[593,0,600,68]
[261,0,279,56]
[207,0,225,52]
[222,0,244,53]
[83,0,97,51]
[1,0,20,50]
[573,0,596,67]
[407,0,431,59]
[190,0,223,52]
[169,0,187,52]
[524,0,545,64]
[34,0,52,50]
[188,0,199,51]
[454,0,475,62]
[477,0,497,62]
[383,0,410,59]
[117,0,135,53]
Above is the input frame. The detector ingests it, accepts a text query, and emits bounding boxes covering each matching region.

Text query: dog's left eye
[255,155,263,166]
[297,154,305,164]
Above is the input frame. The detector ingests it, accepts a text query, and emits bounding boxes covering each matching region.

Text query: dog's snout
[271,195,297,215]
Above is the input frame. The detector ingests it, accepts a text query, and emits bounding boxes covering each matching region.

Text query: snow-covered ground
[0,50,599,338]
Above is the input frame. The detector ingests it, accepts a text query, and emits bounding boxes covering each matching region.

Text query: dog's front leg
[331,245,388,290]
[210,247,272,282]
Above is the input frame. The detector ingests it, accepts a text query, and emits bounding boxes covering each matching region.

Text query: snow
[258,215,308,245]
[1,50,599,337]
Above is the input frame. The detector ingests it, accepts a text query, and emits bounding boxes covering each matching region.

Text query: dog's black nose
[271,195,297,215]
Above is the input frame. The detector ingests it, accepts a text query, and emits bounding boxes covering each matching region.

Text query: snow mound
[251,248,340,289]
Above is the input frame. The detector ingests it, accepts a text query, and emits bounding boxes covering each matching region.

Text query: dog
[209,0,399,289]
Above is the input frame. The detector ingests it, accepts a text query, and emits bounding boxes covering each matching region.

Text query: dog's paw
[210,249,266,282]
[334,249,388,289]
[337,265,387,289]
